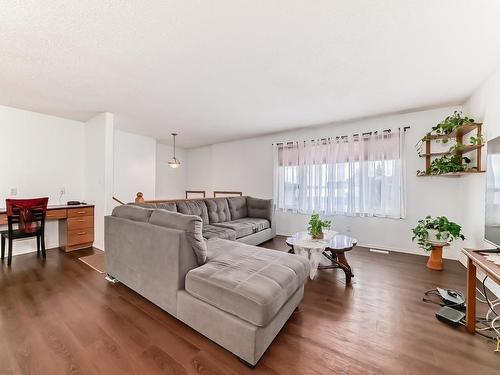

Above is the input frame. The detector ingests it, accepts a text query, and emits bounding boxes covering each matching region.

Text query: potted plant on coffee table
[411,216,465,270]
[308,213,332,240]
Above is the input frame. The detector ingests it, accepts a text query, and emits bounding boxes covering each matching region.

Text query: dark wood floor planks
[0,237,498,374]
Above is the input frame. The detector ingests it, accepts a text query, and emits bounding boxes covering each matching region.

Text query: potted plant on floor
[308,213,331,240]
[411,216,465,270]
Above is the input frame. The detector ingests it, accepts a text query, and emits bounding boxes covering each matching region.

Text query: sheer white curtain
[273,130,406,219]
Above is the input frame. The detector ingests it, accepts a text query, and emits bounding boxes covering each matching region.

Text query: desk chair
[1,197,48,266]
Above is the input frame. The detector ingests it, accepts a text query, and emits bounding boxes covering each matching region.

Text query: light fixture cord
[173,134,176,158]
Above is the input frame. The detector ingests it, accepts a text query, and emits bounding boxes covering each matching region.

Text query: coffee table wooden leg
[337,252,353,283]
[466,257,476,333]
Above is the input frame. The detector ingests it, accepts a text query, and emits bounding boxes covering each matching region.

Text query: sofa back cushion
[246,197,272,221]
[113,205,154,222]
[149,209,207,265]
[205,198,231,223]
[133,202,158,209]
[155,202,177,212]
[133,202,177,212]
[176,200,209,225]
[227,196,248,220]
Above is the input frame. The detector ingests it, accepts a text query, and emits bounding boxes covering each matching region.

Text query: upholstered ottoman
[176,238,309,366]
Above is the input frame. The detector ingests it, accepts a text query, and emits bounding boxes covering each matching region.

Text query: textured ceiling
[1,1,500,148]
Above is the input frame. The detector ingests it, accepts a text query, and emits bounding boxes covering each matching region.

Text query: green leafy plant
[411,216,465,251]
[470,135,484,146]
[448,143,466,153]
[426,110,475,138]
[416,111,475,154]
[308,213,331,239]
[416,155,474,176]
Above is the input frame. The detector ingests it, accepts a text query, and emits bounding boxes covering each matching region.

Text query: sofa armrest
[105,215,198,316]
[246,197,273,221]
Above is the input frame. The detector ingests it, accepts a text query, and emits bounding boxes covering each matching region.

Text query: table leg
[337,252,353,283]
[466,257,476,334]
[288,245,294,254]
[321,251,353,283]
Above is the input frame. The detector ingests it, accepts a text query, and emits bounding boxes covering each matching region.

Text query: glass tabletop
[286,231,357,251]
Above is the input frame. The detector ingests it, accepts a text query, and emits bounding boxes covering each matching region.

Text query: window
[273,130,406,219]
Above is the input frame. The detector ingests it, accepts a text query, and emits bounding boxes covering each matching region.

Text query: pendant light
[168,133,181,168]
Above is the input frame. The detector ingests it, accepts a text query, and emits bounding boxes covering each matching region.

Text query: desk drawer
[67,207,94,218]
[67,228,94,246]
[67,216,93,231]
[45,209,67,220]
[0,214,6,225]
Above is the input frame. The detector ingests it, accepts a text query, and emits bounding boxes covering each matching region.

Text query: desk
[0,204,94,252]
[463,248,500,333]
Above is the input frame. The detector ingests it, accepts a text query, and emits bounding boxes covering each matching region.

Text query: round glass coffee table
[286,232,357,283]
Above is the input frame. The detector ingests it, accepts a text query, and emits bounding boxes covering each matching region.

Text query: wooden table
[462,248,500,333]
[286,233,357,283]
[0,204,95,252]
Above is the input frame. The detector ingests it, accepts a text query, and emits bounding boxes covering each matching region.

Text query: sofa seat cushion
[212,218,270,239]
[202,225,236,241]
[205,198,231,223]
[177,200,209,225]
[185,238,310,327]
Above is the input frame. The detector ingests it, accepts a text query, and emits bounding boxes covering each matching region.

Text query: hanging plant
[416,111,475,154]
[448,143,466,153]
[469,135,484,146]
[426,111,475,139]
[416,155,474,176]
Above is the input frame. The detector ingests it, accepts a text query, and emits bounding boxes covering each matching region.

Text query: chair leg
[41,233,46,259]
[37,235,41,255]
[8,238,13,266]
[1,235,5,260]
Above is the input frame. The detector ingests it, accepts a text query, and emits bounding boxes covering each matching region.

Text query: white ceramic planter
[427,229,450,245]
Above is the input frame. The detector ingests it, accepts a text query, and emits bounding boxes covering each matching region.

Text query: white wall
[114,130,156,203]
[186,106,470,259]
[0,106,174,255]
[462,68,500,296]
[462,67,500,248]
[156,143,187,200]
[83,112,114,250]
[0,105,85,255]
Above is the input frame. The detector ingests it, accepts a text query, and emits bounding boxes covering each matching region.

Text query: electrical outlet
[10,187,17,196]
[346,225,351,232]
[60,187,66,195]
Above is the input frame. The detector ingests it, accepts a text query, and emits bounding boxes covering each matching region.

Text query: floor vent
[370,248,389,254]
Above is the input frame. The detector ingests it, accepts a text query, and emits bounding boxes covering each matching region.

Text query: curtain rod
[271,126,410,146]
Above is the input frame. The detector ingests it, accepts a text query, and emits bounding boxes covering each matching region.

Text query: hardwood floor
[0,238,498,374]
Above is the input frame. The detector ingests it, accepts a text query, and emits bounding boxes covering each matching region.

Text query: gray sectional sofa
[135,196,275,245]
[104,197,309,367]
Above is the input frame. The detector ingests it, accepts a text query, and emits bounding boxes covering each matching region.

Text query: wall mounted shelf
[418,144,484,158]
[417,122,483,177]
[417,170,485,177]
[422,123,481,141]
